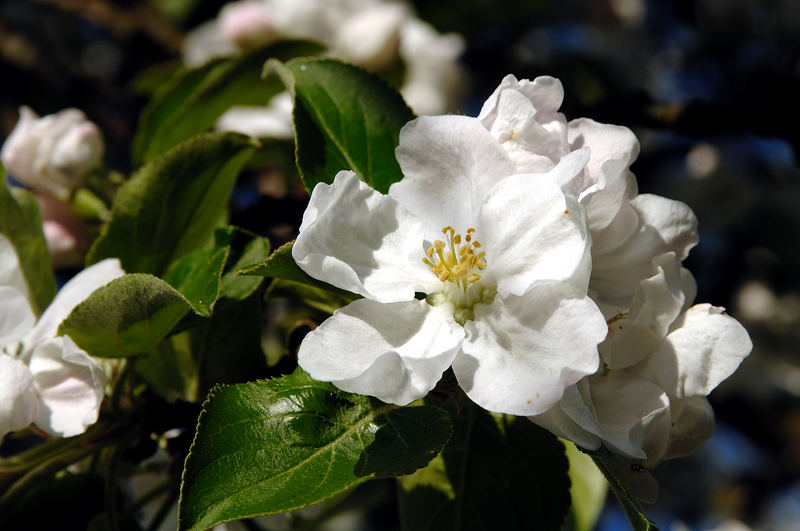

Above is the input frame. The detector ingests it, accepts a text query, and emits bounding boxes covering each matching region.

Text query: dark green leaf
[267,278,357,315]
[58,274,193,358]
[137,294,267,403]
[588,447,658,531]
[133,41,324,164]
[215,226,271,300]
[270,57,415,193]
[87,133,256,275]
[242,240,355,297]
[0,175,56,315]
[398,395,571,531]
[164,246,229,317]
[178,369,452,530]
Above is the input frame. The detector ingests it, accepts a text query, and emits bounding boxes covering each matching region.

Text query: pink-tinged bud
[219,0,277,50]
[36,194,88,268]
[1,107,104,199]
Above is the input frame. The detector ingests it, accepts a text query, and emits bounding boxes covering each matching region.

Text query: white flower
[184,0,465,138]
[292,115,606,415]
[477,75,752,483]
[0,234,124,437]
[477,74,699,305]
[1,106,104,199]
[532,253,751,491]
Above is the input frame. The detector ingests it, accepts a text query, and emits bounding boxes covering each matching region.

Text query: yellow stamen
[423,226,488,287]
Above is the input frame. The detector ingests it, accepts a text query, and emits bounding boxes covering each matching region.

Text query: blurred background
[1,0,799,529]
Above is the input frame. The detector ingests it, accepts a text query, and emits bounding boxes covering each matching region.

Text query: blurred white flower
[183,0,465,138]
[293,115,606,415]
[0,233,123,437]
[1,106,104,199]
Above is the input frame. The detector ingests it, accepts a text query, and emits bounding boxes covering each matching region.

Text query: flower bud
[1,106,104,199]
[219,0,277,50]
[334,3,407,72]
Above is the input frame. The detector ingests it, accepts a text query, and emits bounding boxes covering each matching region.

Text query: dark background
[2,0,799,528]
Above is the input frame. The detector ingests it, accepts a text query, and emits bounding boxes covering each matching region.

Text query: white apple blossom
[183,0,464,138]
[532,253,751,500]
[0,234,124,437]
[477,74,752,488]
[292,115,607,415]
[1,106,104,199]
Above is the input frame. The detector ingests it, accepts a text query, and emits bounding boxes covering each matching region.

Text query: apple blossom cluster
[184,0,464,138]
[0,234,123,437]
[292,75,752,482]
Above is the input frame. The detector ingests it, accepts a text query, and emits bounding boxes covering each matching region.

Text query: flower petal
[662,396,714,461]
[590,194,698,305]
[0,232,31,301]
[478,75,565,128]
[0,353,38,435]
[297,298,464,405]
[454,283,605,415]
[0,286,36,348]
[529,382,602,452]
[25,258,124,348]
[390,115,516,237]
[479,150,591,296]
[29,336,106,437]
[600,253,689,370]
[293,171,438,302]
[568,118,639,234]
[633,304,752,399]
[584,372,672,462]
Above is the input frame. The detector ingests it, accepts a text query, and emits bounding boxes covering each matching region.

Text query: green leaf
[138,294,267,402]
[270,57,415,193]
[133,41,324,164]
[563,441,608,531]
[243,240,356,297]
[588,447,658,531]
[164,246,229,317]
[215,226,271,300]
[398,395,571,531]
[87,133,256,275]
[0,174,57,315]
[178,369,452,530]
[267,278,358,315]
[58,274,193,358]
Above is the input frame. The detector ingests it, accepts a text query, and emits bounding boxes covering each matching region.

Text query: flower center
[423,226,495,325]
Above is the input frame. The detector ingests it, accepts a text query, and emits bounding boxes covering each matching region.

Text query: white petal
[478,75,564,128]
[293,171,438,302]
[569,118,639,233]
[529,382,602,451]
[662,396,714,461]
[298,298,464,405]
[634,304,752,399]
[453,283,605,415]
[25,258,125,346]
[215,97,294,140]
[0,232,31,301]
[585,372,672,462]
[485,89,568,174]
[590,194,698,305]
[0,353,38,435]
[478,152,591,296]
[600,253,689,369]
[0,286,36,348]
[390,115,516,237]
[29,336,106,437]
